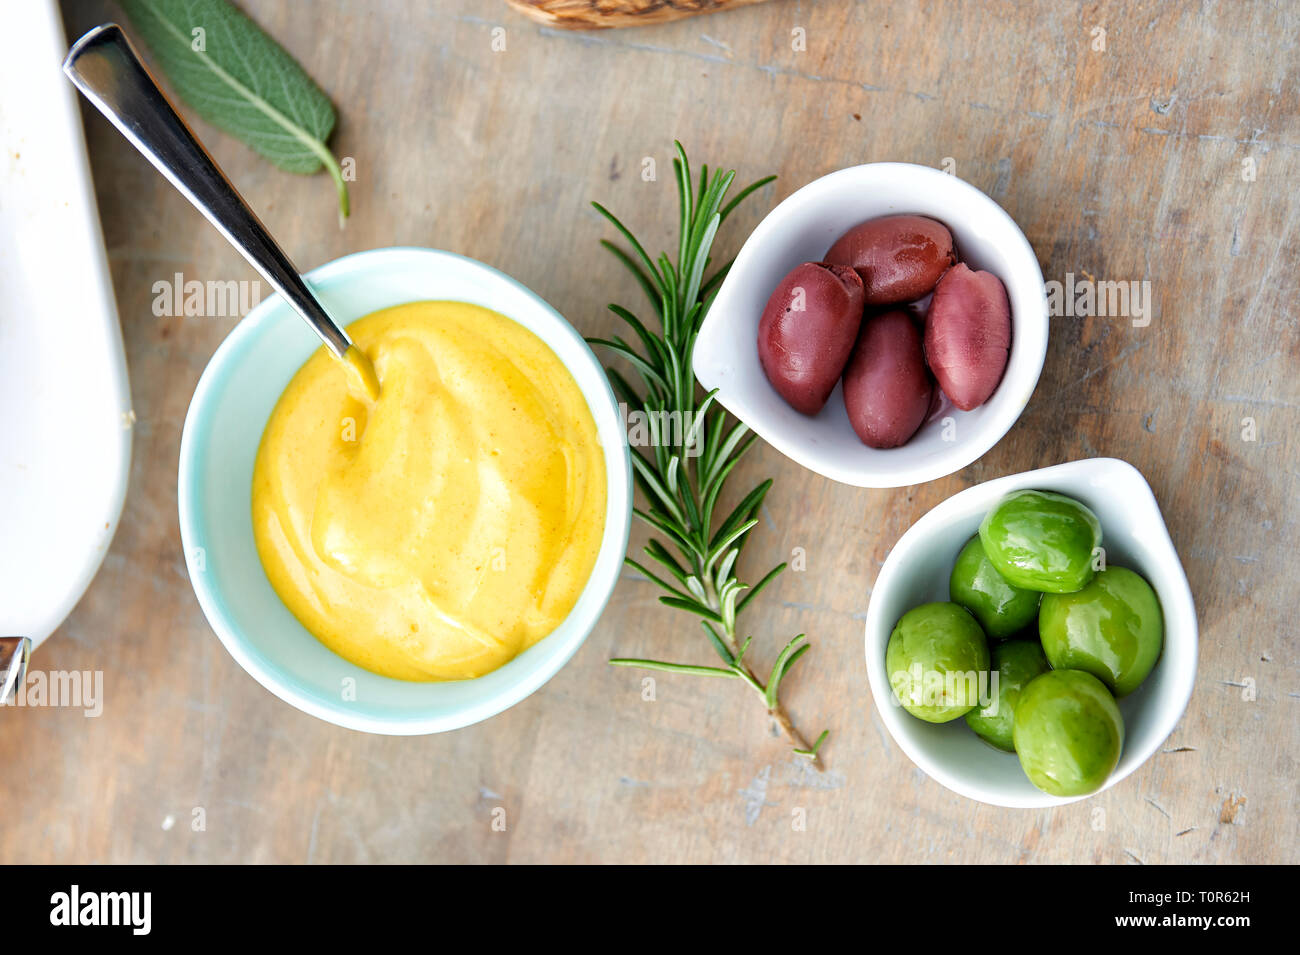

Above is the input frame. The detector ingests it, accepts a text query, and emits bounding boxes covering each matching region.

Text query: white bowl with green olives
[864,457,1197,807]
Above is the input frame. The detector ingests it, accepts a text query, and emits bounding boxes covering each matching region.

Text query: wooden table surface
[4,0,1296,864]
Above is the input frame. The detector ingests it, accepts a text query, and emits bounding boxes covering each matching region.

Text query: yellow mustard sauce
[341,344,381,401]
[252,301,607,681]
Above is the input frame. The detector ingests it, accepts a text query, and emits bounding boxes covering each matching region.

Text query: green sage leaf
[120,0,349,220]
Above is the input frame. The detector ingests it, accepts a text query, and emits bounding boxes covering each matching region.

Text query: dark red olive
[924,263,1012,411]
[825,215,956,305]
[758,261,865,415]
[842,310,933,449]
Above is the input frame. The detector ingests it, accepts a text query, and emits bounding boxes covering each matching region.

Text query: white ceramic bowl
[696,162,1048,488]
[178,247,632,734]
[864,458,1197,807]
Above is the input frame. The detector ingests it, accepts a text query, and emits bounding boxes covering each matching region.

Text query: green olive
[949,535,1041,638]
[964,639,1050,752]
[979,489,1102,593]
[885,602,990,723]
[1039,566,1163,696]
[1013,669,1124,797]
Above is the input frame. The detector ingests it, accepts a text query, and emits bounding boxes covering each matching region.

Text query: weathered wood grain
[1,0,1294,864]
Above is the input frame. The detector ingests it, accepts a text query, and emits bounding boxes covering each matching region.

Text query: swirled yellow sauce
[252,301,606,681]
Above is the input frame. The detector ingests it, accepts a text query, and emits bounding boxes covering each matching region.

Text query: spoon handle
[63,23,352,359]
[0,637,30,705]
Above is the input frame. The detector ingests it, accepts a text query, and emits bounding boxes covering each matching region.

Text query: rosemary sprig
[590,143,828,768]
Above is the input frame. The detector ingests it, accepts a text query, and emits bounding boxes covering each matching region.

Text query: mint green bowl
[178,248,632,734]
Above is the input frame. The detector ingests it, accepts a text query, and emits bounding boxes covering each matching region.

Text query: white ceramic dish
[696,162,1048,488]
[864,457,1197,808]
[178,247,632,734]
[0,0,131,648]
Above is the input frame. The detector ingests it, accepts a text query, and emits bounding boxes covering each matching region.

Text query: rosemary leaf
[609,659,736,679]
[590,145,829,767]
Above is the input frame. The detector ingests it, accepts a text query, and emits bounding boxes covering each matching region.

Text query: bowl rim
[863,456,1198,807]
[177,245,632,735]
[695,161,1049,488]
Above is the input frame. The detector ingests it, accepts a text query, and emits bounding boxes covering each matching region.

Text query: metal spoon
[62,24,376,394]
[0,637,30,705]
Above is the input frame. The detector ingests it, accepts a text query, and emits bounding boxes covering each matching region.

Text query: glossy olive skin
[1039,566,1163,696]
[979,490,1102,593]
[886,602,990,723]
[842,310,933,448]
[964,639,1049,752]
[924,263,1012,411]
[949,535,1041,638]
[1013,669,1124,797]
[824,215,956,305]
[758,262,865,415]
